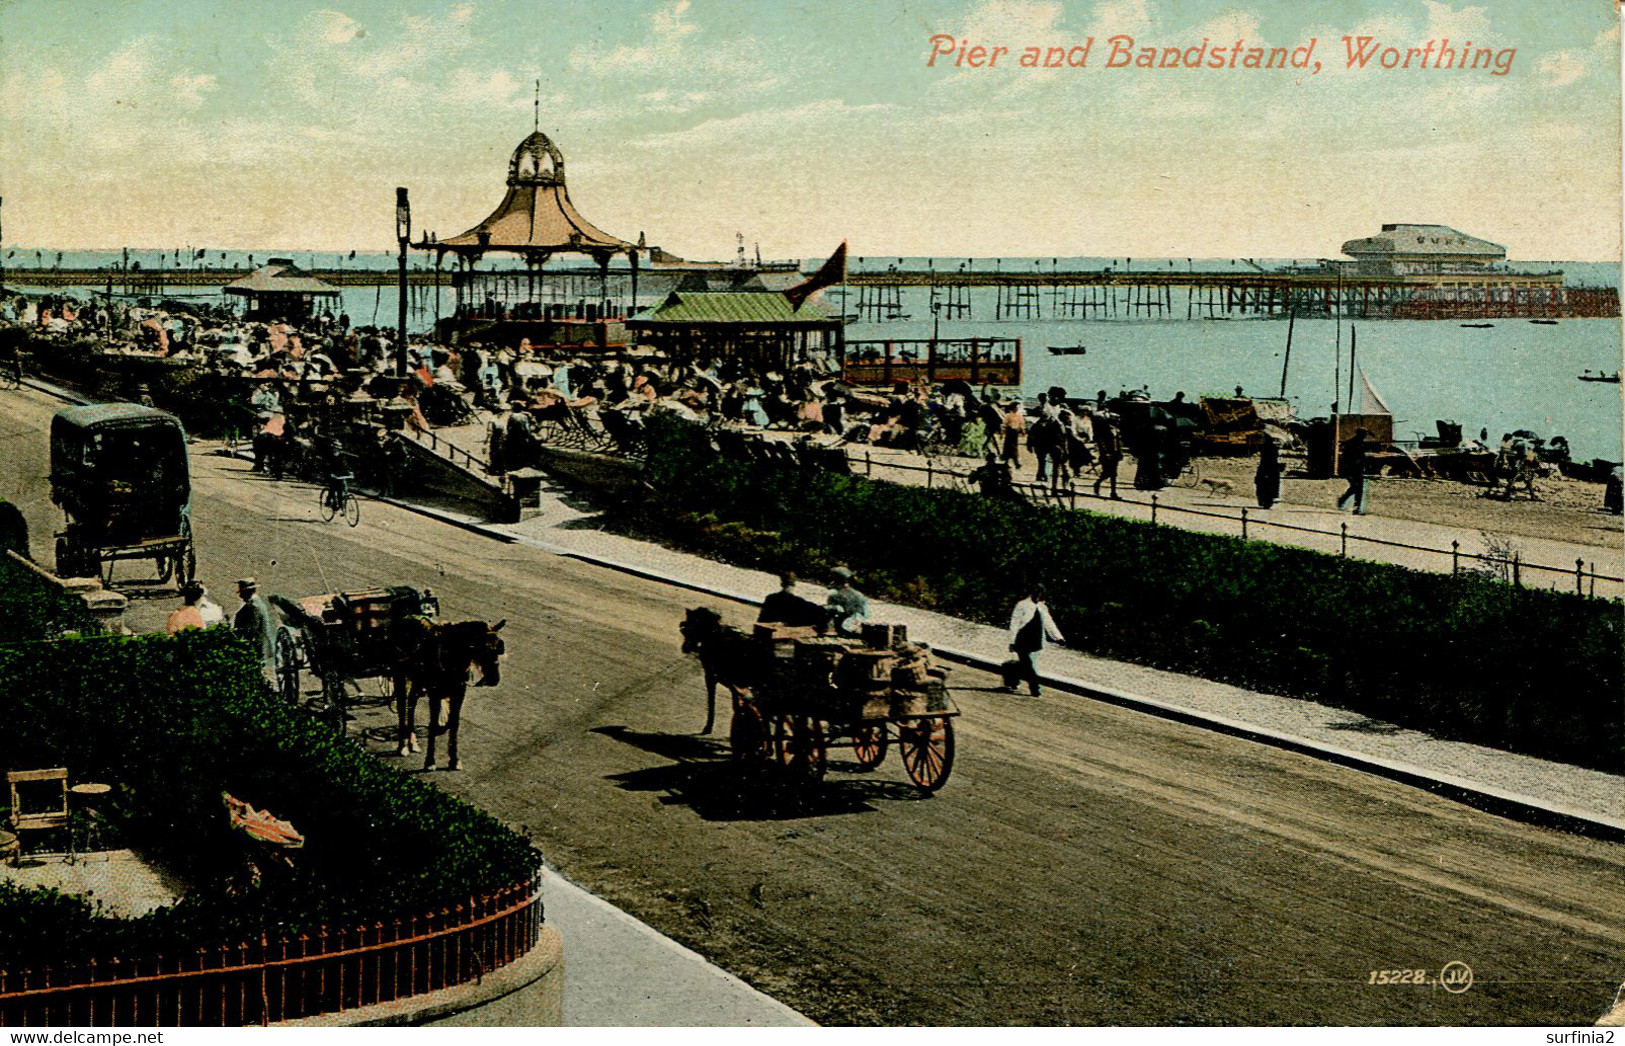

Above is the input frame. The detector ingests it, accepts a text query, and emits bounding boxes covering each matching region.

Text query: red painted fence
[0,880,540,1027]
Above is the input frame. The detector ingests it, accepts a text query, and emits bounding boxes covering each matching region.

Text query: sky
[0,0,1619,260]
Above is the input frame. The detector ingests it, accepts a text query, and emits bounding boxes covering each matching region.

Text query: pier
[838,266,1617,320]
[8,263,1615,320]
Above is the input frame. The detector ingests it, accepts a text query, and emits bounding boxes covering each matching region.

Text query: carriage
[49,404,197,586]
[721,621,959,794]
[269,586,439,730]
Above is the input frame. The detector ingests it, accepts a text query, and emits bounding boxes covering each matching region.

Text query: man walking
[233,578,280,688]
[1336,427,1372,515]
[1001,400,1026,470]
[1091,410,1121,499]
[1007,585,1064,697]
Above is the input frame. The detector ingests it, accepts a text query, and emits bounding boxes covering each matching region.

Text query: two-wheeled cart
[269,586,438,732]
[731,624,958,794]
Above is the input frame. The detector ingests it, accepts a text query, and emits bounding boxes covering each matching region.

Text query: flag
[784,241,847,310]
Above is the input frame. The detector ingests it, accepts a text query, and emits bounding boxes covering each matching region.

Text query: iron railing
[400,427,491,476]
[0,880,540,1027]
[854,451,1622,598]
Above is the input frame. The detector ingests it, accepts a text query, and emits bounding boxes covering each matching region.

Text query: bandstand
[418,131,646,348]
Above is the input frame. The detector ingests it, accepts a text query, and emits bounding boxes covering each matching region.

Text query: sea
[9,250,1623,463]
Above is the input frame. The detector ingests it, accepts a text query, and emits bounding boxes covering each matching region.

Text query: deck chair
[7,768,70,864]
[573,407,618,453]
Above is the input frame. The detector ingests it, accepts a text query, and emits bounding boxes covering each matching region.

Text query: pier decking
[9,264,1614,320]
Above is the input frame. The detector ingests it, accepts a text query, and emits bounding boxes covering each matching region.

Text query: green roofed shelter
[222,259,341,322]
[626,290,844,376]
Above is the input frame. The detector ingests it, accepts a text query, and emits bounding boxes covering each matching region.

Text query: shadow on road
[592,724,924,822]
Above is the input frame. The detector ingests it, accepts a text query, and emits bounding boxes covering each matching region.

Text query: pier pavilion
[1339,224,1504,277]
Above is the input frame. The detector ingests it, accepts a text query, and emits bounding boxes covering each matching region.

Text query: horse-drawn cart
[270,586,438,730]
[49,404,196,586]
[683,612,959,794]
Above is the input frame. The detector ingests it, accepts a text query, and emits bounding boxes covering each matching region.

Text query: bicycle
[318,472,361,527]
[0,355,21,391]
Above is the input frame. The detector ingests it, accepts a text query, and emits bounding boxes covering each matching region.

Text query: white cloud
[446,68,531,109]
[631,99,896,149]
[957,0,1065,42]
[170,73,218,109]
[1193,11,1262,45]
[1420,1,1491,40]
[570,0,697,74]
[1089,0,1151,37]
[650,0,697,41]
[313,10,364,45]
[85,35,158,98]
[1536,50,1587,87]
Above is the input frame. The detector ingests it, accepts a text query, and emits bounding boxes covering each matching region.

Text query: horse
[679,607,763,735]
[394,618,506,771]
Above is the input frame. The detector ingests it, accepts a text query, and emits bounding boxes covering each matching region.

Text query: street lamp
[396,187,411,378]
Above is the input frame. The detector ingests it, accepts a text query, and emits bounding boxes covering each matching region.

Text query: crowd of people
[6,287,1615,519]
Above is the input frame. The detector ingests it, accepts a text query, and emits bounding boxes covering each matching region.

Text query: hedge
[0,629,540,969]
[634,414,1623,772]
[23,334,258,438]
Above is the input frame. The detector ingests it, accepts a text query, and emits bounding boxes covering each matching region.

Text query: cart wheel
[729,702,768,771]
[899,717,955,793]
[155,552,175,585]
[851,723,888,770]
[342,492,360,527]
[276,631,302,704]
[788,716,827,785]
[179,543,197,586]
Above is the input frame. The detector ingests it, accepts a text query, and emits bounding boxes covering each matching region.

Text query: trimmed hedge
[635,415,1623,771]
[24,333,258,438]
[0,629,540,969]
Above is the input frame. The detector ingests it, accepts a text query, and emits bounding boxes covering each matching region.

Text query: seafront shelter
[222,260,341,322]
[626,290,844,376]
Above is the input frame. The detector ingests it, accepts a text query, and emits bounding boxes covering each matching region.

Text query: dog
[1197,477,1235,497]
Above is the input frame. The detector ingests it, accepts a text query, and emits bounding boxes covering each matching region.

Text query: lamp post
[396,187,410,378]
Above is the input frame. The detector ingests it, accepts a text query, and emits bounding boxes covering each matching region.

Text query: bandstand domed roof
[433,132,638,256]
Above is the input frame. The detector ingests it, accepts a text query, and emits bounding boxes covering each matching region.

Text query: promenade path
[434,416,1624,597]
[846,443,1624,598]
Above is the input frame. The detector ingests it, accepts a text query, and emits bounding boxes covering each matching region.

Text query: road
[4,384,1623,1026]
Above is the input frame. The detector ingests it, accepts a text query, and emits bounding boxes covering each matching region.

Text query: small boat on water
[1578,370,1621,383]
[1459,323,1494,329]
[1530,319,1560,325]
[1047,345,1088,356]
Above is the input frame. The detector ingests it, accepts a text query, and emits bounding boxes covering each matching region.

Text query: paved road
[5,385,1623,1026]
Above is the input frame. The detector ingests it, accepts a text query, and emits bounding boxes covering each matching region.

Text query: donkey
[679,607,763,735]
[394,618,506,771]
